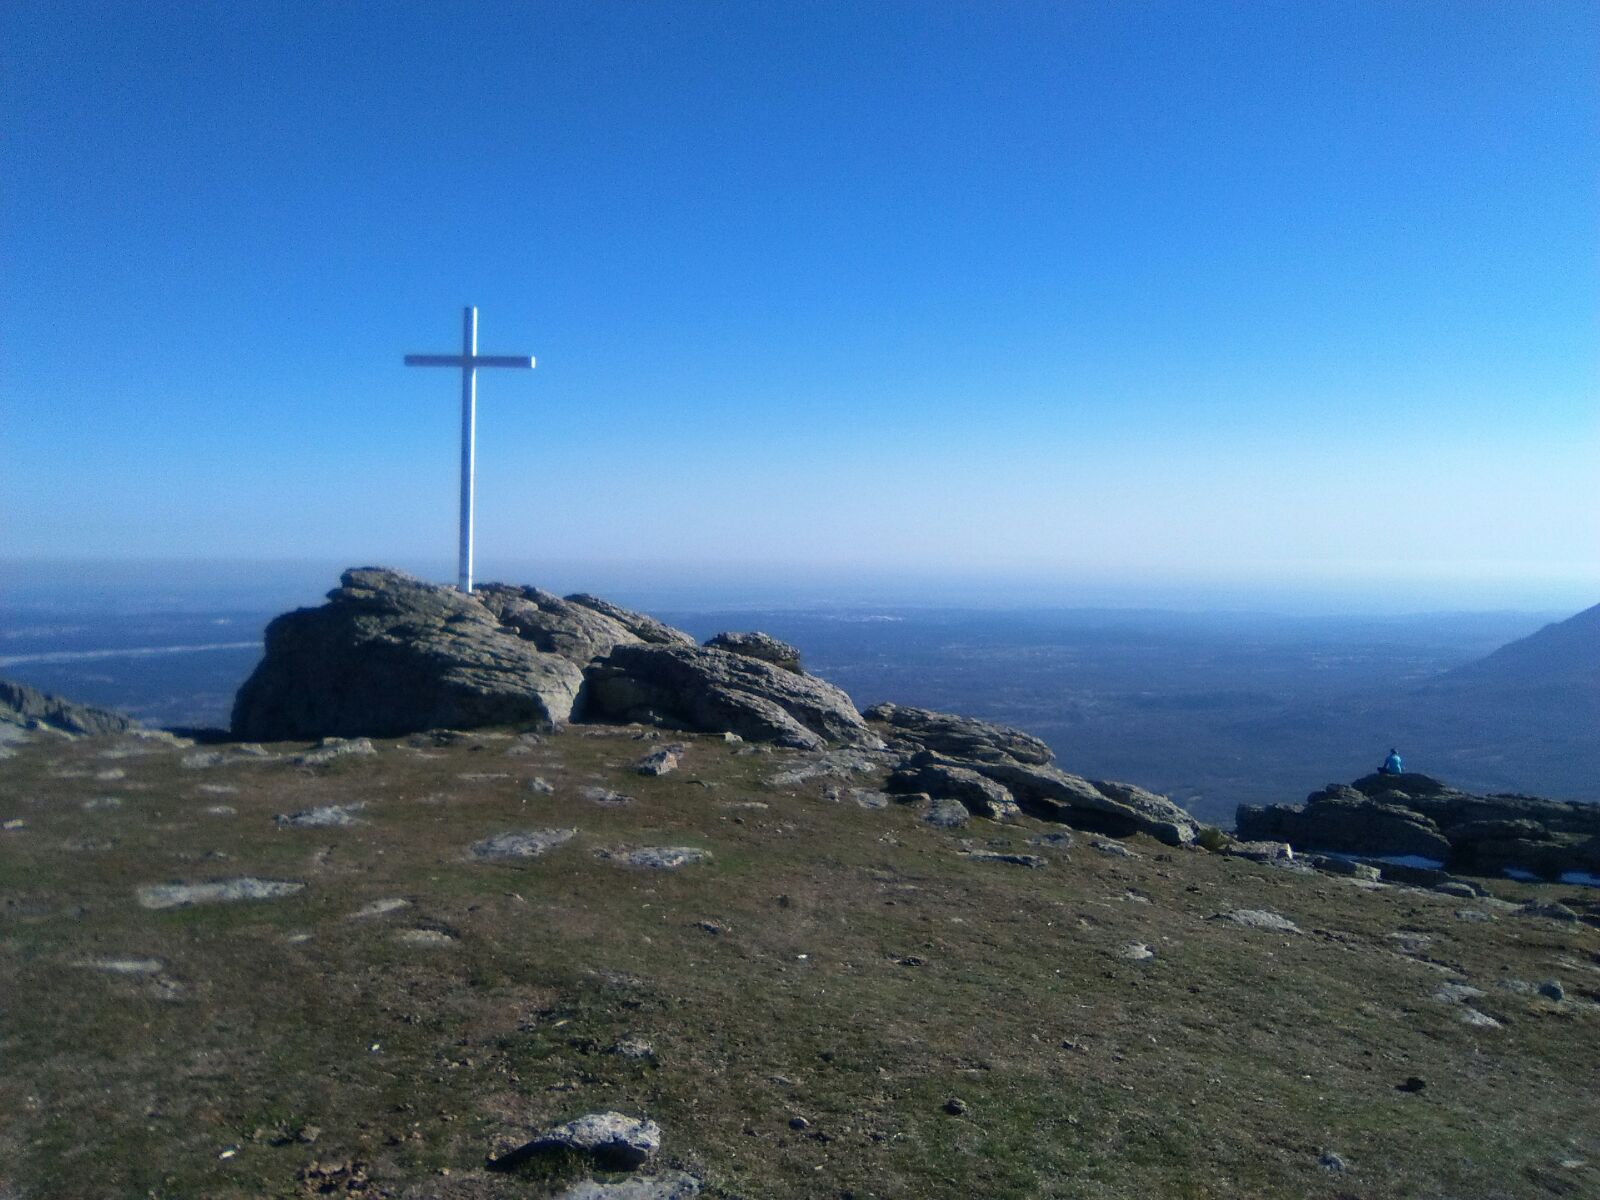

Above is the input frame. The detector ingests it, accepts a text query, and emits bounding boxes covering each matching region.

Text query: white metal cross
[404,307,536,593]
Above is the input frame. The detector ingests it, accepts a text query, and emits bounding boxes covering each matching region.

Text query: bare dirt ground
[2,726,1597,1198]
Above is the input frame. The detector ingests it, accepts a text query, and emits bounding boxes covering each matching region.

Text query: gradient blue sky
[3,2,1596,608]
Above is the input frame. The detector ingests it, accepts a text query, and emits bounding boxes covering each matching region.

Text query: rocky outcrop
[862,701,1198,844]
[1237,773,1600,880]
[704,631,802,673]
[583,643,879,750]
[1,678,137,737]
[864,702,1053,765]
[232,568,585,740]
[885,752,1021,821]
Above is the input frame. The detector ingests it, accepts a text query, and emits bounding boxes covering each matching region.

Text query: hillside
[2,720,1598,1199]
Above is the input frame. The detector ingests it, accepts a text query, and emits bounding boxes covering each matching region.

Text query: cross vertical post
[458,306,477,594]
[404,307,537,594]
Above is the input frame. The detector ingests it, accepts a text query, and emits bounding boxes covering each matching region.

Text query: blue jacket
[1384,752,1403,774]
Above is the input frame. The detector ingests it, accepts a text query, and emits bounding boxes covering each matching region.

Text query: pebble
[1538,980,1565,1001]
[942,1098,968,1116]
[1120,942,1155,962]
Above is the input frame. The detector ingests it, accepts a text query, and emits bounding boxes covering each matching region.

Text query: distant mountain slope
[1438,601,1600,689]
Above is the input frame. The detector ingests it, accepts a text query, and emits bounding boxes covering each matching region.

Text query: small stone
[1433,981,1485,1004]
[82,796,123,810]
[288,737,377,767]
[788,1116,810,1130]
[610,1039,655,1059]
[636,746,683,776]
[1433,880,1482,898]
[1120,942,1155,961]
[2,818,26,831]
[1396,1076,1426,1093]
[205,805,236,816]
[1538,979,1565,1001]
[1318,1150,1347,1173]
[923,797,969,829]
[527,776,555,795]
[180,752,226,769]
[942,1098,968,1116]
[1454,909,1493,922]
[1459,1007,1501,1028]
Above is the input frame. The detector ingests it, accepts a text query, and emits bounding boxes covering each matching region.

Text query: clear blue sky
[2,2,1595,608]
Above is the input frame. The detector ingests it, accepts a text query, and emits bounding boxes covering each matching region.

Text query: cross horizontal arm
[403,354,536,368]
[471,355,536,369]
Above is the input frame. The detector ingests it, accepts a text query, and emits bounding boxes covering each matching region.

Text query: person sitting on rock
[1380,748,1403,775]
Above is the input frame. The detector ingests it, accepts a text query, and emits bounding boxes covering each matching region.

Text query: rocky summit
[231,568,874,750]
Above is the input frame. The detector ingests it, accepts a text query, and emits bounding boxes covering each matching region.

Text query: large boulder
[863,702,1053,765]
[971,758,1198,846]
[1,678,137,737]
[232,568,584,740]
[583,642,880,750]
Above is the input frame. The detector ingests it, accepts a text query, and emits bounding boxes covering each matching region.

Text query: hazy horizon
[0,555,1591,619]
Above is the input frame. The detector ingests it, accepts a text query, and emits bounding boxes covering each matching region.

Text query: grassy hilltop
[2,725,1598,1199]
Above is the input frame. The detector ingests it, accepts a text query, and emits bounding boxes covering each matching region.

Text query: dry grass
[1,726,1597,1198]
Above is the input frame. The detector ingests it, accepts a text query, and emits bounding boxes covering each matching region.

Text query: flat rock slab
[848,788,893,809]
[491,1111,662,1173]
[470,829,577,860]
[349,898,410,920]
[556,1172,701,1199]
[275,803,366,828]
[1211,909,1300,933]
[138,878,305,910]
[395,928,457,946]
[581,786,635,806]
[602,847,712,870]
[960,850,1046,868]
[76,957,164,975]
